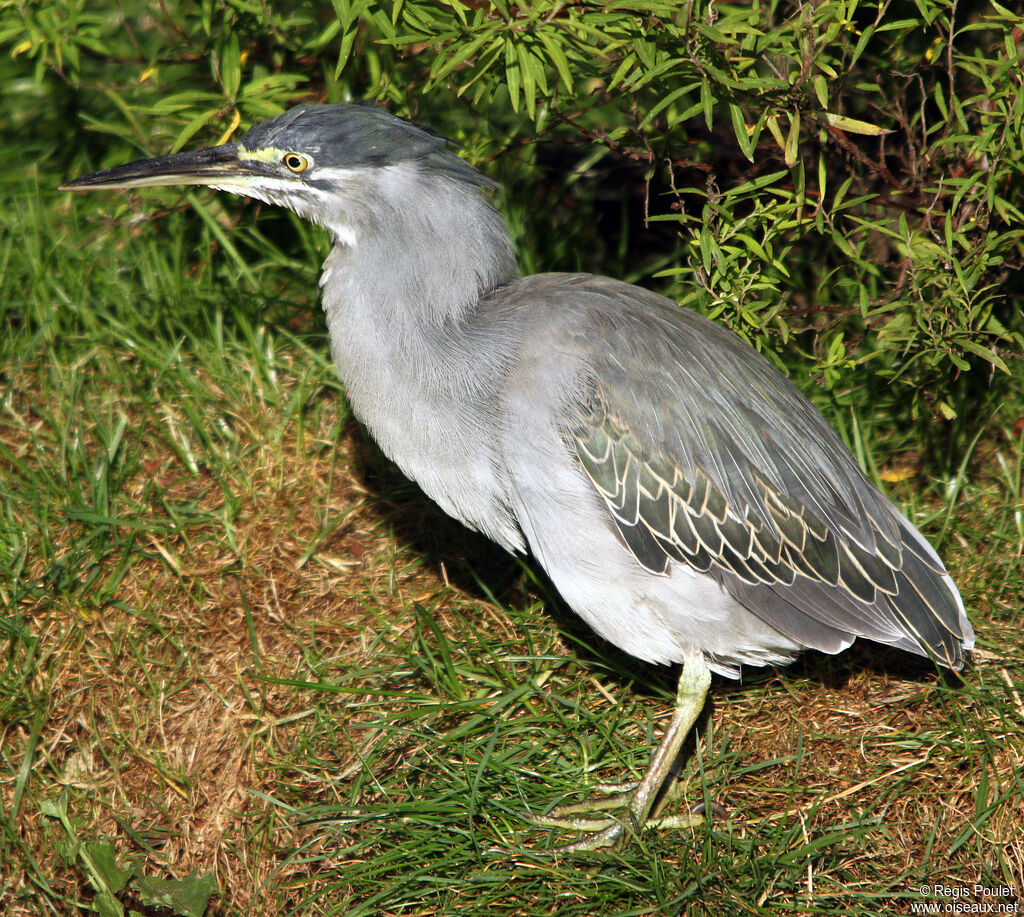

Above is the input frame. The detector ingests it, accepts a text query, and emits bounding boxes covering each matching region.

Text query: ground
[3,332,1021,914]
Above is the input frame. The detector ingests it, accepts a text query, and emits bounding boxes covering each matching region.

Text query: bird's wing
[549,275,968,665]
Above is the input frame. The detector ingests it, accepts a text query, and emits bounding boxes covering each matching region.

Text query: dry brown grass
[714,655,1023,870]
[2,374,463,911]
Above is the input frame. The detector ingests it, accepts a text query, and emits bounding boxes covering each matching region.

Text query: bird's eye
[283,153,310,173]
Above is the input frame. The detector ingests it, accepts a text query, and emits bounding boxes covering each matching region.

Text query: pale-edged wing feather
[552,275,970,667]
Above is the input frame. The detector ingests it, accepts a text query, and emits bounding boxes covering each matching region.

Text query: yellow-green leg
[524,649,712,852]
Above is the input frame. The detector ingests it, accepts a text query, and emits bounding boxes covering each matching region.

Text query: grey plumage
[557,276,967,669]
[62,102,974,850]
[241,103,492,188]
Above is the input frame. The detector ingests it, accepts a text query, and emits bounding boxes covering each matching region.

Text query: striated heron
[63,103,974,852]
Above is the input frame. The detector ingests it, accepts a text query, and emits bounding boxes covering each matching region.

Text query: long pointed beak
[60,143,255,192]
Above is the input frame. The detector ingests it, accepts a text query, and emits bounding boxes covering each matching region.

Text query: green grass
[2,139,1023,916]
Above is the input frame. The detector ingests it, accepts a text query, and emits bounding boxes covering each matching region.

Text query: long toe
[545,786,638,817]
[521,809,621,833]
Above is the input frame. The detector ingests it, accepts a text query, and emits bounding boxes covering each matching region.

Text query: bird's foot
[498,651,713,854]
[518,814,627,852]
[519,794,706,853]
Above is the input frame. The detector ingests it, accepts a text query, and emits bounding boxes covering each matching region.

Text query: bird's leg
[522,650,712,852]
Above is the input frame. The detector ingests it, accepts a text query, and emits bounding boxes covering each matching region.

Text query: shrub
[5,0,1022,455]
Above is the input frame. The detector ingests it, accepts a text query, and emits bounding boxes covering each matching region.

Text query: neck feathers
[320,161,518,327]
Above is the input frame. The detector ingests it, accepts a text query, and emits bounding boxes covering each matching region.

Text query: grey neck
[320,165,518,330]
[315,164,526,551]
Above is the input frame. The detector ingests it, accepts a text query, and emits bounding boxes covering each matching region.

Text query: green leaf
[503,38,520,112]
[330,0,369,29]
[536,31,573,93]
[219,35,241,99]
[608,51,638,92]
[724,169,788,197]
[93,891,124,917]
[430,33,491,84]
[847,19,881,73]
[784,109,800,168]
[39,795,68,821]
[958,338,1009,374]
[641,82,700,126]
[85,844,133,894]
[514,42,541,118]
[700,79,714,130]
[171,109,219,152]
[813,74,829,109]
[823,112,893,135]
[334,22,359,77]
[134,872,217,917]
[729,103,754,161]
[877,17,928,33]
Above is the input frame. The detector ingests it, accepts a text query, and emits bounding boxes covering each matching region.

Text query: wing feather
[554,275,971,667]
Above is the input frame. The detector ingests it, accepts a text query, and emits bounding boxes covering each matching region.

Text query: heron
[62,102,974,852]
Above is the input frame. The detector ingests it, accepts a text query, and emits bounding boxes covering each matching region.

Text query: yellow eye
[283,153,310,173]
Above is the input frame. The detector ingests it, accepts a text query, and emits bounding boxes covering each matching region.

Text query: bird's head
[61,103,493,243]
[63,103,518,312]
